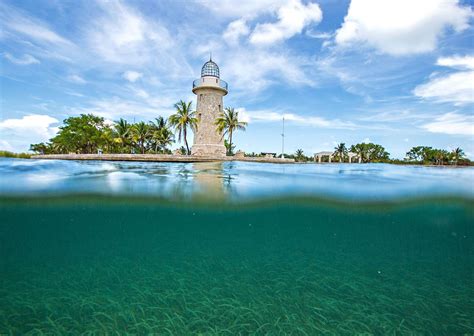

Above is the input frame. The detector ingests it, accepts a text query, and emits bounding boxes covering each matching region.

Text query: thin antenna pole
[281,116,285,159]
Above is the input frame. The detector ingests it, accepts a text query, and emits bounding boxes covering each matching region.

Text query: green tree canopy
[334,143,348,163]
[295,149,305,162]
[349,143,390,163]
[50,114,110,154]
[169,100,197,155]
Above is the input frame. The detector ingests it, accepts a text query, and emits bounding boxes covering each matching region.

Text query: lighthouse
[191,57,228,157]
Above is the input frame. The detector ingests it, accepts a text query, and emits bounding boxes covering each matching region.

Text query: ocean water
[0,158,473,335]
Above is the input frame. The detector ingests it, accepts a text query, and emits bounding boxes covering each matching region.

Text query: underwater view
[1,158,473,335]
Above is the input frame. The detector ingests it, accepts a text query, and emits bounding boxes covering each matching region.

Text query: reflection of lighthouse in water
[191,57,228,157]
[192,162,226,200]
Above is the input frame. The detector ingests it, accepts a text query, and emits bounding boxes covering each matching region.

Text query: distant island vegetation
[0,101,470,166]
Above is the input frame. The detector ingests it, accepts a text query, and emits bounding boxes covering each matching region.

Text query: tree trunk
[184,128,190,155]
[228,130,233,156]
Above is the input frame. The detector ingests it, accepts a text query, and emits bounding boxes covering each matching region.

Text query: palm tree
[131,121,150,154]
[350,144,365,163]
[149,117,174,152]
[334,143,348,163]
[152,116,166,130]
[169,100,197,155]
[101,127,115,153]
[114,118,131,153]
[295,149,305,162]
[452,147,464,166]
[432,149,449,165]
[151,127,175,153]
[215,107,247,155]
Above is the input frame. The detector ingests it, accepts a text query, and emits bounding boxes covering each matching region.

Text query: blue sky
[0,0,473,158]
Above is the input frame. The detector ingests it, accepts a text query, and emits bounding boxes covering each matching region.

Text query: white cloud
[421,112,474,136]
[414,71,474,105]
[306,29,331,39]
[436,55,474,70]
[195,0,286,18]
[86,0,173,66]
[414,55,474,105]
[0,115,58,137]
[123,70,143,82]
[237,108,356,129]
[214,1,323,94]
[223,19,250,45]
[67,74,87,84]
[223,49,316,94]
[3,52,40,65]
[0,3,76,65]
[0,115,59,151]
[0,3,73,46]
[335,0,472,55]
[249,0,322,45]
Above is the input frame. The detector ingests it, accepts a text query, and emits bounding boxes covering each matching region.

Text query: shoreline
[29,153,296,164]
[2,154,472,166]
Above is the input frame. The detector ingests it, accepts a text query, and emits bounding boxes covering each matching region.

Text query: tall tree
[49,114,108,154]
[131,121,150,154]
[215,107,247,155]
[350,143,390,163]
[452,147,464,166]
[349,144,364,163]
[152,116,167,130]
[114,118,131,153]
[151,127,175,153]
[169,100,197,155]
[334,143,348,163]
[295,149,305,162]
[433,149,450,165]
[149,117,174,152]
[101,127,116,153]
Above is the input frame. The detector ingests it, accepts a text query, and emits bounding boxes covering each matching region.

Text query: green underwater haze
[0,159,473,335]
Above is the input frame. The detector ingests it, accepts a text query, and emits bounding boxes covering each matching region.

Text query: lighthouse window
[216,79,218,83]
[218,104,221,111]
[199,94,202,101]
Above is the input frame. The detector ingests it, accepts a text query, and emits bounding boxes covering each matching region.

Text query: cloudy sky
[1,0,473,158]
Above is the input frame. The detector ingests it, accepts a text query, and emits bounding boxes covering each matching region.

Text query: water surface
[1,158,473,335]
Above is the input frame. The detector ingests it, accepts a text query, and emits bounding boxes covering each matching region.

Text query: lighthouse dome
[201,59,220,78]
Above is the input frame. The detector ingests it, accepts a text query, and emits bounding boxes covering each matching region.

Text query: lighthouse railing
[193,78,228,91]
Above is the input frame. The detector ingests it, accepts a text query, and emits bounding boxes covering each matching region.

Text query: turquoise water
[1,158,473,334]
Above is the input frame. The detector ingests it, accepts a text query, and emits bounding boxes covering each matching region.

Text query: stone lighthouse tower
[191,57,228,157]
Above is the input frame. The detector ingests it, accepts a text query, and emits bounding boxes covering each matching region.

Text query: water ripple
[1,158,473,201]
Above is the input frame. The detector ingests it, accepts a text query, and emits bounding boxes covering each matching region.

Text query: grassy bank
[0,151,31,159]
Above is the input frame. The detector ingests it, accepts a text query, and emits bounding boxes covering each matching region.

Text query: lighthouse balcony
[193,77,228,93]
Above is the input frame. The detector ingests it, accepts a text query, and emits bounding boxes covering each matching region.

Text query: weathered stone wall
[192,87,226,156]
